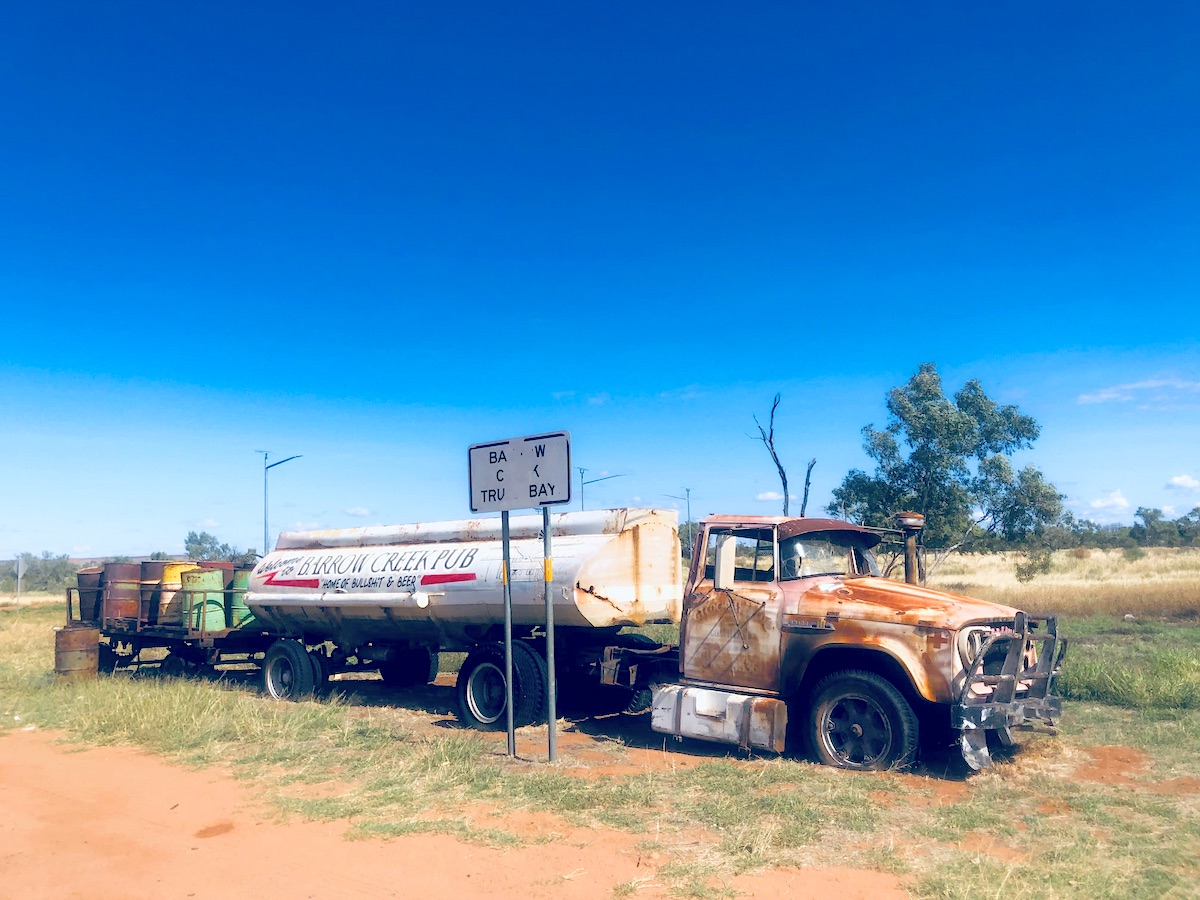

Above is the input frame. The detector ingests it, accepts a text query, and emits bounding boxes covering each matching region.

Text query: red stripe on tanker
[421,573,478,585]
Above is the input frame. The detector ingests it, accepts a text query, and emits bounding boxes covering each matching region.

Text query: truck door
[680,526,781,692]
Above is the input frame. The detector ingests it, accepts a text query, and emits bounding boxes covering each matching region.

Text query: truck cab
[650,515,1065,770]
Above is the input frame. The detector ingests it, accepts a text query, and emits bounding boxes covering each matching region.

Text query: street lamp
[577,467,625,511]
[665,488,693,555]
[257,451,302,554]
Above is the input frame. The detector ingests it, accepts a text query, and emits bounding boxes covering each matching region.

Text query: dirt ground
[0,728,910,900]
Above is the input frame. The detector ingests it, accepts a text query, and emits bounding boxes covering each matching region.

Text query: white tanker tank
[247,507,682,649]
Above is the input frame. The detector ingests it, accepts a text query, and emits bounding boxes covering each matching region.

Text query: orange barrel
[55,625,100,680]
[100,563,142,625]
[229,567,255,629]
[183,568,226,632]
[140,560,170,624]
[75,567,104,623]
[158,563,201,625]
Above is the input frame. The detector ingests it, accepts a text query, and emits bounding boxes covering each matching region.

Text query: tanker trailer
[246,507,683,727]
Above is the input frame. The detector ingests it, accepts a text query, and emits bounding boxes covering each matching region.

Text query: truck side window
[704,528,775,583]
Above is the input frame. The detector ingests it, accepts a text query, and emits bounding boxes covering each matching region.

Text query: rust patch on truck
[682,586,781,691]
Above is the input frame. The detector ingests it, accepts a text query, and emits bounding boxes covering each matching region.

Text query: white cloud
[756,491,798,502]
[1163,505,1178,517]
[291,520,320,530]
[551,390,576,400]
[196,518,220,529]
[658,385,706,402]
[343,506,371,517]
[1078,378,1200,405]
[1089,490,1130,512]
[1167,474,1200,491]
[587,392,611,405]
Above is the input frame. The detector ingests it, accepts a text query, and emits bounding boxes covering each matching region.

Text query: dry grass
[927,548,1200,619]
[0,590,63,607]
[5,600,1200,897]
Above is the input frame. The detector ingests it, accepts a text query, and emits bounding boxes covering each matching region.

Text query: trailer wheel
[456,642,548,730]
[262,640,315,700]
[98,643,118,674]
[379,649,439,688]
[309,648,328,692]
[158,653,190,678]
[805,670,918,771]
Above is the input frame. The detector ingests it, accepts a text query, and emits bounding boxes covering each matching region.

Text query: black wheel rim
[268,657,295,697]
[820,693,893,767]
[466,662,506,725]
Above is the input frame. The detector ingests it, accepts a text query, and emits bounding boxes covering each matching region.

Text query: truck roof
[701,515,883,547]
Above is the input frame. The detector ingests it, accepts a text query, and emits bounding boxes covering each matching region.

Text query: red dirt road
[0,729,908,899]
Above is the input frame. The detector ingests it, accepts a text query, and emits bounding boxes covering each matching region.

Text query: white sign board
[13,558,28,578]
[469,431,572,513]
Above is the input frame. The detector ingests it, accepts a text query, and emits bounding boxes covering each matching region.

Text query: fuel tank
[246,508,682,648]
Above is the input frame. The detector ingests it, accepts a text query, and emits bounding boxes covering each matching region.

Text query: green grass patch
[1058,615,1200,709]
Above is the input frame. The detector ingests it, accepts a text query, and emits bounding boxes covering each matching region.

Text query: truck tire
[379,649,439,687]
[262,639,315,700]
[805,670,919,771]
[158,653,190,678]
[456,642,548,730]
[98,642,118,674]
[309,648,328,692]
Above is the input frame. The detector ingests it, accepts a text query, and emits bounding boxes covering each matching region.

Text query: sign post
[468,431,571,760]
[14,557,27,600]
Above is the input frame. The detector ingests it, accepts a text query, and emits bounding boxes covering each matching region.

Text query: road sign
[468,431,571,513]
[13,558,28,578]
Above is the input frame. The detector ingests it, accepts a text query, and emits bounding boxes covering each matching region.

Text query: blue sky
[2,2,1197,557]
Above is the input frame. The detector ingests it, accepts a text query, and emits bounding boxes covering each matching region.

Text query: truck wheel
[379,649,439,687]
[456,642,548,730]
[805,670,919,771]
[158,653,190,678]
[262,640,315,700]
[309,649,328,692]
[98,642,118,674]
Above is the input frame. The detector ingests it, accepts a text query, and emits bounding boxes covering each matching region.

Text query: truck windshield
[779,532,881,580]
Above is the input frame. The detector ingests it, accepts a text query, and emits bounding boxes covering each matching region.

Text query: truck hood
[798,577,1021,631]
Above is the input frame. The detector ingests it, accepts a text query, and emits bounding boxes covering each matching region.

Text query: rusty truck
[243,507,1065,771]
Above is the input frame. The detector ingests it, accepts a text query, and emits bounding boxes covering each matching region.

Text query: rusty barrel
[229,567,255,629]
[55,625,100,680]
[157,563,201,625]
[100,563,142,625]
[75,567,104,623]
[182,568,226,632]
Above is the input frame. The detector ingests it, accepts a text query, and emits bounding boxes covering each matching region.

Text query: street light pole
[665,488,693,555]
[258,451,302,554]
[578,468,626,511]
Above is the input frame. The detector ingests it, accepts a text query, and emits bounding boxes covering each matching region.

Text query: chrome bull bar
[952,612,1067,770]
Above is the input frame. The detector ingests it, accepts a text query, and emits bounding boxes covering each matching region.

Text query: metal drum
[75,567,104,623]
[55,625,100,680]
[140,560,170,624]
[158,563,200,625]
[230,567,255,629]
[198,560,235,589]
[182,568,226,632]
[100,563,142,625]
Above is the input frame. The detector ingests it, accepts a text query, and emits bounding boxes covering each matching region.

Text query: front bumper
[951,612,1067,770]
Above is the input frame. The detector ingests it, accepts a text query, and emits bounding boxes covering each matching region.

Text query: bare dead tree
[754,394,790,516]
[799,458,817,516]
